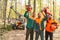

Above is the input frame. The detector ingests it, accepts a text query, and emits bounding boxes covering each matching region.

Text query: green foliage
[1,24,13,31]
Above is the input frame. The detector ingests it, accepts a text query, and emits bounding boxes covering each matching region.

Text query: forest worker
[24,5,35,40]
[45,14,53,40]
[43,6,57,40]
[35,10,47,40]
[43,7,53,40]
[45,14,58,40]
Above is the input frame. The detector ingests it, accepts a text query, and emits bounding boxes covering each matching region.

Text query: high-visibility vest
[45,19,53,32]
[35,18,42,24]
[35,18,42,30]
[50,24,57,31]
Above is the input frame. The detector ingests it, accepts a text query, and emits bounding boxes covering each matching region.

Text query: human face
[26,5,32,12]
[38,13,41,18]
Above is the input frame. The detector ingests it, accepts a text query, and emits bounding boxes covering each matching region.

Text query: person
[45,15,58,40]
[45,14,53,40]
[24,5,35,40]
[35,10,47,40]
[43,7,53,40]
[43,6,57,40]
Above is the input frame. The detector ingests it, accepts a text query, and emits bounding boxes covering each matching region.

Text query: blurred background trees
[0,0,60,27]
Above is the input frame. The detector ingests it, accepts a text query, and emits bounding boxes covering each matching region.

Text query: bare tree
[33,0,36,14]
[28,0,30,5]
[8,0,13,24]
[3,0,8,27]
[0,0,3,19]
[59,6,60,23]
[53,0,56,20]
[39,0,42,11]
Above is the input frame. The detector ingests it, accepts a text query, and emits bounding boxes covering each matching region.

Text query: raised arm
[24,11,29,18]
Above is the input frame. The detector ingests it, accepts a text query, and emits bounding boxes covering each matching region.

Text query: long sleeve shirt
[24,11,35,29]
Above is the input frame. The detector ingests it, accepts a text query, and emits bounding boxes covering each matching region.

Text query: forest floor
[0,26,60,40]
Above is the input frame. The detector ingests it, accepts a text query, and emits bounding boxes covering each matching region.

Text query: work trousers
[45,31,53,40]
[35,30,44,40]
[25,28,34,40]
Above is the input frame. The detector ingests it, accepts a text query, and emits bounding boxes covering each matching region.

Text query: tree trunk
[15,0,17,14]
[3,0,8,27]
[40,0,42,11]
[53,0,56,20]
[59,6,60,23]
[33,0,36,14]
[28,0,30,5]
[8,0,13,24]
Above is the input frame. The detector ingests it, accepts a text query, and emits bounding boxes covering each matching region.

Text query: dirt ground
[0,27,60,40]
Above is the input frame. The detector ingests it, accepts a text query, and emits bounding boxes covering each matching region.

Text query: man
[24,5,35,40]
[43,7,54,40]
[35,11,47,40]
[45,14,59,40]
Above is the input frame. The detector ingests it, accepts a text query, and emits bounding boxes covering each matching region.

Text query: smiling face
[26,5,32,12]
[38,13,41,18]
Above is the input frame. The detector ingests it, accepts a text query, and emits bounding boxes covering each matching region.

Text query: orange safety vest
[45,18,53,32]
[35,18,42,24]
[35,18,42,30]
[50,24,57,31]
